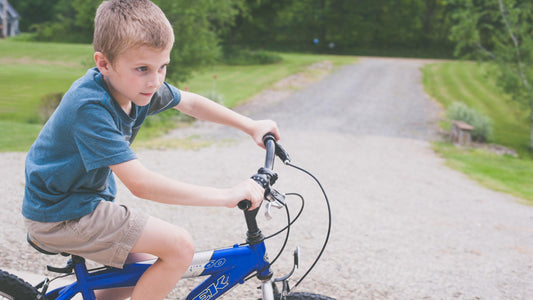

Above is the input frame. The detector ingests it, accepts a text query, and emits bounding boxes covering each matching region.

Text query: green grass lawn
[433,142,533,204]
[0,64,87,122]
[423,61,533,203]
[0,39,93,63]
[179,53,356,108]
[0,121,43,152]
[423,61,530,155]
[0,40,92,123]
[0,39,357,151]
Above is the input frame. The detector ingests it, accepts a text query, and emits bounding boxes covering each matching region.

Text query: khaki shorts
[24,201,149,268]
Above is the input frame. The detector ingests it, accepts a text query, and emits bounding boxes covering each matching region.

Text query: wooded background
[12,0,453,56]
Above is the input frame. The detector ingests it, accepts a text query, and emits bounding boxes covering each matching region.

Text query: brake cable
[264,193,305,241]
[285,161,332,289]
[242,194,297,282]
[241,139,332,289]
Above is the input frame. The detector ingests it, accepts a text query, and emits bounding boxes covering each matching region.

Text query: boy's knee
[165,228,194,263]
[178,230,195,261]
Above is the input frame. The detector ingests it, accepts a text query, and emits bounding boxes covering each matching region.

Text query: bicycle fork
[262,246,301,300]
[261,279,275,300]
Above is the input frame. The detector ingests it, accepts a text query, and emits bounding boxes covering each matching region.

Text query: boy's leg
[129,216,195,300]
[94,253,156,300]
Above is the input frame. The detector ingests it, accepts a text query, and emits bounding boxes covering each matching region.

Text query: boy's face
[96,45,171,110]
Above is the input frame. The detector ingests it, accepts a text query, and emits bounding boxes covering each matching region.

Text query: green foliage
[29,0,99,43]
[13,0,455,57]
[448,0,533,147]
[17,0,245,84]
[422,61,530,156]
[155,0,246,83]
[227,0,453,56]
[221,47,282,65]
[9,0,62,31]
[13,0,456,75]
[447,102,493,142]
[38,93,63,123]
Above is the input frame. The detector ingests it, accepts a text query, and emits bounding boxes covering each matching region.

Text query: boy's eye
[136,66,148,72]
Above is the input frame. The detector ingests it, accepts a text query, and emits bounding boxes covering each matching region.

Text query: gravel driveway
[1,57,532,299]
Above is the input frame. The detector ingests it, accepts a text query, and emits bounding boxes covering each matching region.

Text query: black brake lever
[275,143,291,164]
[263,133,291,164]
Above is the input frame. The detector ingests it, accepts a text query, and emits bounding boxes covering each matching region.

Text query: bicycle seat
[27,233,69,256]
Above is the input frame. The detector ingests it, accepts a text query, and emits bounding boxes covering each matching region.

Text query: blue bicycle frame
[43,135,283,300]
[45,240,272,300]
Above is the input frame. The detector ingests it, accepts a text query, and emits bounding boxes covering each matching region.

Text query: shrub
[221,47,282,65]
[38,92,63,123]
[447,102,493,142]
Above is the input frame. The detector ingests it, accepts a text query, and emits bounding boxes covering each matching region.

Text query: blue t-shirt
[22,68,181,222]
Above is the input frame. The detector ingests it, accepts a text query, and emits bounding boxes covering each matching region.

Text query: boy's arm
[110,158,264,209]
[175,91,280,146]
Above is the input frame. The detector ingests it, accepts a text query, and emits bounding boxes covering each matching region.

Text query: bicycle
[0,134,333,300]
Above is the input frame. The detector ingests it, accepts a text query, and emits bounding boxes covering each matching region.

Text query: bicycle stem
[244,133,278,245]
[244,208,263,245]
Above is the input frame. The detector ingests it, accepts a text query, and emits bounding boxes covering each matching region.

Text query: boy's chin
[135,96,153,106]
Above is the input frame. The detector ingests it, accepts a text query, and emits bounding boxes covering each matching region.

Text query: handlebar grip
[238,174,269,211]
[262,133,277,146]
[237,133,277,212]
[238,200,251,210]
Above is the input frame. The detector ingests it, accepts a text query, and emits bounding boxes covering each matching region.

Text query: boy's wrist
[242,117,257,136]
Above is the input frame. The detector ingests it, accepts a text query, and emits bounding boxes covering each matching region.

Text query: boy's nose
[147,72,163,88]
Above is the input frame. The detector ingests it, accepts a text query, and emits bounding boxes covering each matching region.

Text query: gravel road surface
[1,57,532,299]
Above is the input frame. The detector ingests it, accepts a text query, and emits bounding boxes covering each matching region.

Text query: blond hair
[93,0,174,63]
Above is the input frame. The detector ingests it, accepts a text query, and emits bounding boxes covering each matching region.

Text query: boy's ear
[94,52,111,75]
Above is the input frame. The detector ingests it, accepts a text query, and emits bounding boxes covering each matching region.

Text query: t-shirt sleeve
[148,82,181,115]
[73,104,136,172]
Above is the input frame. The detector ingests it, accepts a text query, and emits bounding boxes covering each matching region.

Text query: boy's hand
[249,120,280,148]
[225,179,265,210]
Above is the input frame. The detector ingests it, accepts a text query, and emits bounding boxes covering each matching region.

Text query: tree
[154,0,245,83]
[28,0,98,43]
[226,0,452,55]
[10,0,62,31]
[19,0,244,84]
[225,0,294,47]
[449,0,533,149]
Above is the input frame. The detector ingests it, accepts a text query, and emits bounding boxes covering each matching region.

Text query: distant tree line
[10,0,455,80]
[13,0,453,53]
[228,0,453,56]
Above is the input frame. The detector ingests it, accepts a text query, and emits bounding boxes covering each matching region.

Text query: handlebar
[237,133,285,211]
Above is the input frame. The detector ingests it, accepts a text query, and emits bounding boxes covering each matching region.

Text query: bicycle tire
[283,292,336,300]
[261,292,336,300]
[0,269,39,300]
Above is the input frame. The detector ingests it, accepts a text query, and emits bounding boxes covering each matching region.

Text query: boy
[22,0,280,299]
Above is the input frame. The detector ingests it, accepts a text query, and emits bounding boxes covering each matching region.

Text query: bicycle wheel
[0,269,38,300]
[273,292,336,300]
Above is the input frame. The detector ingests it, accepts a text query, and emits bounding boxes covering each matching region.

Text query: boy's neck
[120,102,133,116]
[103,76,133,116]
